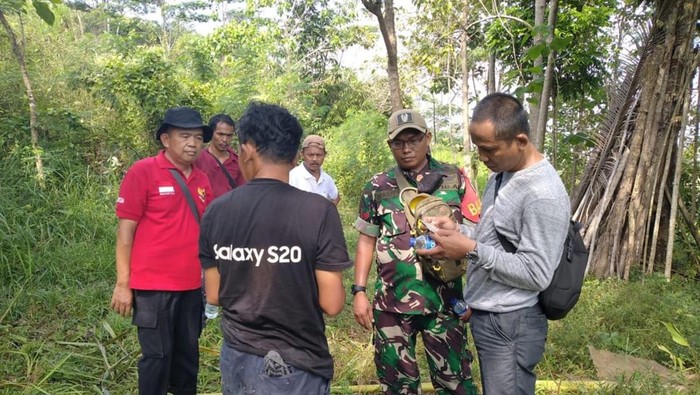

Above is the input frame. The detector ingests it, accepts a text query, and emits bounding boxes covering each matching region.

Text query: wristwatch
[350,284,366,295]
[466,243,479,264]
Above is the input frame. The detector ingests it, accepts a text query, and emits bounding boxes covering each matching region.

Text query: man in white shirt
[289,135,340,205]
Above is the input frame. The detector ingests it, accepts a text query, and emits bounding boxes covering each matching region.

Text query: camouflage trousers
[373,310,478,395]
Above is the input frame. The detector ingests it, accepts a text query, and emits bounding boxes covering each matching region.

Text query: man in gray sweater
[418,93,570,394]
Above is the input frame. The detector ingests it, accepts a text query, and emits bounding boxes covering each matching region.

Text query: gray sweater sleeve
[477,198,570,291]
[464,160,571,312]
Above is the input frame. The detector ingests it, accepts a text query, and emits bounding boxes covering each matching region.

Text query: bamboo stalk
[665,85,693,279]
[646,112,676,274]
[675,195,700,250]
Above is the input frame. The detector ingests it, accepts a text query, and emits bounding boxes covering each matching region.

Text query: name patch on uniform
[159,186,175,195]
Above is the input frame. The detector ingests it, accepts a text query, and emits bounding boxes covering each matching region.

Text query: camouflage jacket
[355,157,466,315]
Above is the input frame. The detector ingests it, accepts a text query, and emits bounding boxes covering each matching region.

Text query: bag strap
[494,172,504,198]
[168,168,200,223]
[206,149,236,189]
[394,167,418,231]
[394,166,412,191]
[493,173,516,252]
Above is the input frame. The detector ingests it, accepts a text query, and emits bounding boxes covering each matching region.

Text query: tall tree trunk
[159,0,169,51]
[76,12,84,38]
[646,118,676,274]
[534,0,559,151]
[447,54,454,150]
[671,188,700,250]
[573,0,699,279]
[693,68,699,221]
[431,94,437,139]
[486,0,499,95]
[528,0,546,139]
[551,93,558,168]
[362,0,402,112]
[0,11,45,187]
[487,52,496,94]
[461,4,475,182]
[665,92,691,279]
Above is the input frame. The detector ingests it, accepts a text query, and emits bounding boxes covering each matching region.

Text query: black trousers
[132,289,202,395]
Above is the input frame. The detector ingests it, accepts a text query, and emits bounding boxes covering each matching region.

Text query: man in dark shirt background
[199,102,351,395]
[194,113,246,198]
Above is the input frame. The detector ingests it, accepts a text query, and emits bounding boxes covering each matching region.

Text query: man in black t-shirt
[199,102,352,395]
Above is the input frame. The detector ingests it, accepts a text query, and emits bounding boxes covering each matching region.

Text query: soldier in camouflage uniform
[352,109,478,395]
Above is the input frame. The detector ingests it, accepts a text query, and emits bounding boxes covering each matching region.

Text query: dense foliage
[1,147,698,392]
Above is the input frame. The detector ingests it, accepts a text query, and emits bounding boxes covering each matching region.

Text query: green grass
[1,158,699,394]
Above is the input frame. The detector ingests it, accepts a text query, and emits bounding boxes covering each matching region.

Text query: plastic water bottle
[450,297,468,316]
[204,303,219,320]
[410,234,436,249]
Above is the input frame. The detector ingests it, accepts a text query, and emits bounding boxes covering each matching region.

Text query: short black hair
[237,102,302,164]
[471,93,530,140]
[209,113,235,130]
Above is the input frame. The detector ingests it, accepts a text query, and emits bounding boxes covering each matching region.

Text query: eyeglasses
[388,134,425,150]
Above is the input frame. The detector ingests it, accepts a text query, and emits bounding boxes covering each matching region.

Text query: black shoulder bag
[493,173,588,320]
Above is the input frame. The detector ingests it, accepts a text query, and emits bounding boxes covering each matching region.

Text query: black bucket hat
[155,107,213,143]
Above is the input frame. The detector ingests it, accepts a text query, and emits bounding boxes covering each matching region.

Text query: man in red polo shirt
[111,106,214,395]
[194,113,246,199]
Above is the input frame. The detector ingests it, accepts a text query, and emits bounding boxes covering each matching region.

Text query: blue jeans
[220,342,330,395]
[470,305,548,395]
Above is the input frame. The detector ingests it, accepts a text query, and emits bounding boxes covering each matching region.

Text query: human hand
[459,307,473,322]
[110,284,133,317]
[352,292,373,331]
[416,228,475,260]
[422,216,458,232]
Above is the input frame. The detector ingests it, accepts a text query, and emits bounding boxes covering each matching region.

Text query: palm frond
[572,20,664,215]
